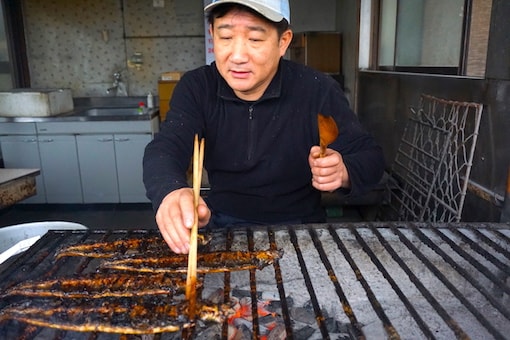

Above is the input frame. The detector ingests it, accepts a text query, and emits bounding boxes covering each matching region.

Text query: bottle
[147,91,154,109]
[138,101,145,113]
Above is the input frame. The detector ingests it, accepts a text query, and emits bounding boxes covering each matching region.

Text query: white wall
[290,0,337,32]
[23,0,339,97]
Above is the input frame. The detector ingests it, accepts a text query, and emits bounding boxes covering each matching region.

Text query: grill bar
[494,229,510,244]
[310,227,365,338]
[246,229,261,339]
[0,223,509,339]
[220,229,234,339]
[403,225,506,339]
[288,227,331,339]
[367,225,439,339]
[388,224,476,338]
[328,225,399,339]
[426,227,510,317]
[471,228,510,261]
[444,226,510,275]
[267,228,294,339]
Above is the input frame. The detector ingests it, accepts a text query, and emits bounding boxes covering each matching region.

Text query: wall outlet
[153,0,164,8]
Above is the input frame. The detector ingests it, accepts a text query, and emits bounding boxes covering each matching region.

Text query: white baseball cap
[204,0,290,23]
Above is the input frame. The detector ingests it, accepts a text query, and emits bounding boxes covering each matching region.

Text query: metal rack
[381,94,483,222]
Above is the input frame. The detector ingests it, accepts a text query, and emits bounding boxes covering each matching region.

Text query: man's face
[210,10,292,101]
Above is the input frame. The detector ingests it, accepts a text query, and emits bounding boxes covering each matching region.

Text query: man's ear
[279,29,293,56]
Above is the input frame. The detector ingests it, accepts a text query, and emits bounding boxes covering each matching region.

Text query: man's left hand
[308,145,350,192]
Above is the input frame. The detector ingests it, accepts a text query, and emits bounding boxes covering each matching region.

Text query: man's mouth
[230,70,250,78]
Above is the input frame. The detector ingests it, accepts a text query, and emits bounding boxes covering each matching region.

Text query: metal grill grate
[381,94,483,222]
[0,222,509,339]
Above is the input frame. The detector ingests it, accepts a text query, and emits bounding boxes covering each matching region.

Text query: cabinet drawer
[36,120,156,134]
[0,122,37,135]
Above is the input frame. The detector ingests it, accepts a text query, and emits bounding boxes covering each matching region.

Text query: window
[376,0,492,77]
[0,4,12,89]
[1,0,30,88]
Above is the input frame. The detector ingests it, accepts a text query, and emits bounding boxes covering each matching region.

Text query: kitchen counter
[0,98,159,204]
[0,96,159,123]
[0,107,159,123]
[0,168,40,208]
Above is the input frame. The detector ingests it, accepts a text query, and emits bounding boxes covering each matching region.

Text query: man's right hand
[155,188,211,254]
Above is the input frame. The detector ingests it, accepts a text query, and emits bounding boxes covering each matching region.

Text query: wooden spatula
[318,113,339,157]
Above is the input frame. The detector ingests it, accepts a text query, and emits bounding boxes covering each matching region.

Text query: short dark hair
[206,3,290,37]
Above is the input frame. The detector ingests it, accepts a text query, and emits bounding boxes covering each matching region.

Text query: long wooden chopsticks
[186,134,204,320]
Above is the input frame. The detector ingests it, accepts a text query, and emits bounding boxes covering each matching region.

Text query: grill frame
[0,222,509,339]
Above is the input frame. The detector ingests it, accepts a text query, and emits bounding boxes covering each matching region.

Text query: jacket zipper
[247,105,254,161]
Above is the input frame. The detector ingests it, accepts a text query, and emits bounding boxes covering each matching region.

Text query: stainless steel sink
[77,107,145,116]
[0,103,158,122]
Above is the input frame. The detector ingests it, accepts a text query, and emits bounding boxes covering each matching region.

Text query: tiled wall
[24,0,206,97]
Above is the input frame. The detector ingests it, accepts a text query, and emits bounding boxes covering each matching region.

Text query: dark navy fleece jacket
[143,59,385,223]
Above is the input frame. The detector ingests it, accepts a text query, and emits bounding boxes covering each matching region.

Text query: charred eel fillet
[99,249,283,274]
[55,234,211,259]
[0,298,227,334]
[1,273,200,299]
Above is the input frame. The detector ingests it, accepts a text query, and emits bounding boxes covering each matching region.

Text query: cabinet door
[76,134,119,203]
[158,80,178,123]
[0,135,46,203]
[114,134,151,203]
[289,32,342,74]
[38,135,83,203]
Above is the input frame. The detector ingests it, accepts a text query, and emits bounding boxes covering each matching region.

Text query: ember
[227,295,282,339]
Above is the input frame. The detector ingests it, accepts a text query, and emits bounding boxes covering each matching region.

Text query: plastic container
[147,92,154,109]
[0,221,88,264]
[138,101,146,113]
[0,88,74,117]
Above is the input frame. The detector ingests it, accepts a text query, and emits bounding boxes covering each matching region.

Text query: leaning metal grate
[382,94,483,222]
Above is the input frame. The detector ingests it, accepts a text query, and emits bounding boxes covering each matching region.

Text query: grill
[0,222,509,339]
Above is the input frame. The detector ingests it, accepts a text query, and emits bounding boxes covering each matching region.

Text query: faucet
[106,71,127,96]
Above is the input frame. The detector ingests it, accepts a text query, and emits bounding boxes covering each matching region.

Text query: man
[143,0,385,254]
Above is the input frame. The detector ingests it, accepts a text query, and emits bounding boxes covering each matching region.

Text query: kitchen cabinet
[0,117,158,204]
[289,31,342,75]
[38,135,82,203]
[115,134,151,203]
[0,123,46,203]
[0,135,46,203]
[76,134,118,203]
[158,80,178,123]
[76,133,151,203]
[0,123,81,203]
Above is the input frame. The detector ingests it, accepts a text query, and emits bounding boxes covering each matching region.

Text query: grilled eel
[99,249,283,274]
[55,234,211,259]
[0,298,227,334]
[1,273,200,299]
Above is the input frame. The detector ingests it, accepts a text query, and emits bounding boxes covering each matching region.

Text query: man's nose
[230,38,248,63]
